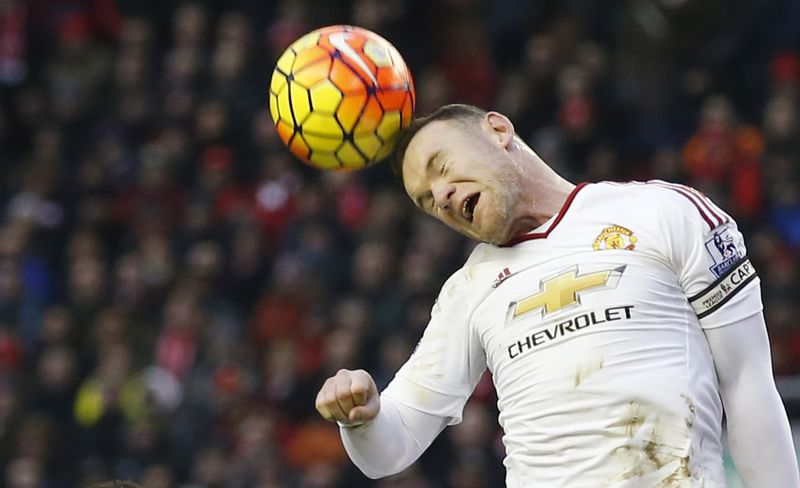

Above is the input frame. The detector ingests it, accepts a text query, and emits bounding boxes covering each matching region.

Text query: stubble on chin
[483,173,521,245]
[477,196,512,245]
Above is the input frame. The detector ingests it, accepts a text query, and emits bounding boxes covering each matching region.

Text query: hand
[315,369,380,426]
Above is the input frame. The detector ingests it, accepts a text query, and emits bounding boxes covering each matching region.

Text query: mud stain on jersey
[608,400,692,486]
[608,401,645,437]
[660,457,692,487]
[681,393,696,429]
[574,357,605,387]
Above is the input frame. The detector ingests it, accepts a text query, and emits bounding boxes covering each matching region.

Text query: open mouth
[462,193,480,222]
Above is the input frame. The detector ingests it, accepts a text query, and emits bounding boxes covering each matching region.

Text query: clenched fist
[315,369,380,426]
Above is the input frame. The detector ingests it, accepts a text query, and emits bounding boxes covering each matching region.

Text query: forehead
[401,120,471,192]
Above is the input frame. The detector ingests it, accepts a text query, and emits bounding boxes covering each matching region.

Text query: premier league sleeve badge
[704,228,743,278]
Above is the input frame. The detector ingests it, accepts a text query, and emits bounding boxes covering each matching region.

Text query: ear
[484,111,515,149]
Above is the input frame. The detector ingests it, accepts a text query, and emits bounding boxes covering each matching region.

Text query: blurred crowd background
[0,0,799,486]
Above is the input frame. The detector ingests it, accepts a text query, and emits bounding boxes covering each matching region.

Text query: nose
[432,181,456,211]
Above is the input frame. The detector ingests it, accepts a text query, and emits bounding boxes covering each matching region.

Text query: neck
[515,140,576,231]
[532,174,576,227]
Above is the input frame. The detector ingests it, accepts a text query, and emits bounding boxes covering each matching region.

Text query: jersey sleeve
[382,268,487,425]
[653,181,761,329]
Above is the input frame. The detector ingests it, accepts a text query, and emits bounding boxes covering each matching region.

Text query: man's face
[401,116,524,245]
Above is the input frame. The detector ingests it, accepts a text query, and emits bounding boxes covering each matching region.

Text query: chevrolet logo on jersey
[510,266,626,319]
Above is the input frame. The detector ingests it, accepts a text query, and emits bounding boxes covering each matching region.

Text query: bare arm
[704,312,800,487]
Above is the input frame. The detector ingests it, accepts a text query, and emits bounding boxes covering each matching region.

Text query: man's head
[391,104,541,245]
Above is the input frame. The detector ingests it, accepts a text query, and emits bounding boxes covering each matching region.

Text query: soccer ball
[269,25,415,171]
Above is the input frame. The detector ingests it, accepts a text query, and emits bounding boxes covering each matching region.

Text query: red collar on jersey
[500,182,590,247]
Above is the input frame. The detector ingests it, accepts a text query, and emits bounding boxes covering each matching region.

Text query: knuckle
[354,370,373,383]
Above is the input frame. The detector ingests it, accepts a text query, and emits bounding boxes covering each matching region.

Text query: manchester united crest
[593,225,637,251]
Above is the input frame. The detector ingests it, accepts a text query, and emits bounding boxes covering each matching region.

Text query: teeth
[463,194,476,220]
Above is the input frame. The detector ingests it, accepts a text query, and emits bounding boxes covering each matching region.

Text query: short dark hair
[89,481,144,488]
[389,104,487,183]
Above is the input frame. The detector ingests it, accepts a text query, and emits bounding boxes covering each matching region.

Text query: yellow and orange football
[269,25,415,171]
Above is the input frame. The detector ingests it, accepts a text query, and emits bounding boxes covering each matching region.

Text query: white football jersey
[383,181,761,487]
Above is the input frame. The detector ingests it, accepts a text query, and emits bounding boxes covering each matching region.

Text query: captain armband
[688,257,758,319]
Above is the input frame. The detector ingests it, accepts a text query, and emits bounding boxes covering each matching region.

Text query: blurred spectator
[682,95,764,220]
